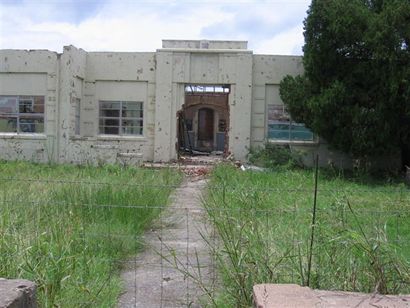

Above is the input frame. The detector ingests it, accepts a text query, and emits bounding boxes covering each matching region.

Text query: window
[99,101,143,136]
[0,96,45,133]
[185,84,230,94]
[268,104,313,141]
[73,98,81,135]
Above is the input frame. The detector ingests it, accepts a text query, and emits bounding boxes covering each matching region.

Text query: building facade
[0,40,356,167]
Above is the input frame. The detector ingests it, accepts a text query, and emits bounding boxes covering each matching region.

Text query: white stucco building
[0,39,357,167]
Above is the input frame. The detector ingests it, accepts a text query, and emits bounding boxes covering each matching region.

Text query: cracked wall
[154,47,253,161]
[0,49,58,162]
[0,40,361,166]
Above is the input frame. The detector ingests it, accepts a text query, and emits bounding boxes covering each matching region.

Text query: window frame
[98,100,144,136]
[0,95,45,134]
[267,104,316,143]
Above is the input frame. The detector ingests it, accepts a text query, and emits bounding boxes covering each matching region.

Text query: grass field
[0,161,182,307]
[205,164,410,307]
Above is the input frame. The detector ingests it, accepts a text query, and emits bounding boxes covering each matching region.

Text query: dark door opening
[198,108,214,141]
[177,84,230,156]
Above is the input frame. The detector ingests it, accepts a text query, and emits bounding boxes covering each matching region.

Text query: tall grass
[0,161,182,307]
[205,164,410,307]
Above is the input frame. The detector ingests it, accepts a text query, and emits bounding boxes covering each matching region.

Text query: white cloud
[0,0,309,54]
[253,24,305,55]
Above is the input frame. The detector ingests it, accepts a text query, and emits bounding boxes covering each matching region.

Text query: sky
[0,0,311,55]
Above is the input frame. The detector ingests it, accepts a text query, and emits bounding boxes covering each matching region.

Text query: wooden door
[198,108,214,141]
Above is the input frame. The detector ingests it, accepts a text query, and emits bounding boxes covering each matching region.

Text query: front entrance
[197,108,214,150]
[177,84,230,155]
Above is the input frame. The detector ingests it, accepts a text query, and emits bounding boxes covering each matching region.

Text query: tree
[280,0,410,168]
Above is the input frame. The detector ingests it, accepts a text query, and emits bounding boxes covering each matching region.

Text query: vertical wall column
[228,53,253,160]
[57,46,87,163]
[153,51,174,162]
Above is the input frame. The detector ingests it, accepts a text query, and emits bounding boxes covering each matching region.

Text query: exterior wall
[162,39,248,50]
[66,51,156,165]
[0,49,59,162]
[251,55,354,168]
[0,40,379,168]
[154,49,253,161]
[0,47,157,165]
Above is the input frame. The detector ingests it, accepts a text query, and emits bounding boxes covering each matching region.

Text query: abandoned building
[0,39,388,167]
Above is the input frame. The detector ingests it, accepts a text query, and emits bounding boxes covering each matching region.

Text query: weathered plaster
[0,49,58,163]
[0,40,360,167]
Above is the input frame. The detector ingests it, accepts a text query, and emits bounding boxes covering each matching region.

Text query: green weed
[205,164,410,307]
[0,161,182,307]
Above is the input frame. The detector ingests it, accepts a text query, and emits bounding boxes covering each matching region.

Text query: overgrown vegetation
[0,161,181,307]
[247,144,304,169]
[205,164,410,307]
[279,0,410,166]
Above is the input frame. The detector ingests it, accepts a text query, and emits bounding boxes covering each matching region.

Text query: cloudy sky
[0,0,311,55]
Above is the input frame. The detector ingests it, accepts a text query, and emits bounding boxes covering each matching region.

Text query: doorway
[177,84,230,155]
[198,108,214,148]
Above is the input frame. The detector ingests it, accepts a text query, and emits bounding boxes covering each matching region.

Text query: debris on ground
[181,166,211,177]
[239,164,267,172]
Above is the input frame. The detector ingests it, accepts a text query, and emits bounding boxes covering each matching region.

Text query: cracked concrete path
[118,177,215,308]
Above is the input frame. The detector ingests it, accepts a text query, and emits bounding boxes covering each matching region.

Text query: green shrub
[248,144,304,169]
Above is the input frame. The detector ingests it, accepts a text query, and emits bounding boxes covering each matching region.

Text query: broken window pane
[19,117,44,133]
[0,117,17,132]
[0,96,45,133]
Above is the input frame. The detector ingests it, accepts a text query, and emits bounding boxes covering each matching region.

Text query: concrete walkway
[118,178,214,307]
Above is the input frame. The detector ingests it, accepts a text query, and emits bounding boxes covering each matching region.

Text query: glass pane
[100,118,119,126]
[100,102,120,117]
[122,119,143,127]
[122,126,143,135]
[19,99,34,113]
[0,96,18,114]
[33,96,45,113]
[19,117,44,133]
[99,118,119,135]
[290,123,314,141]
[101,109,120,117]
[19,96,45,114]
[268,104,289,121]
[99,126,119,135]
[122,102,142,117]
[0,117,17,132]
[122,109,143,118]
[122,102,142,110]
[268,123,290,140]
[100,101,120,109]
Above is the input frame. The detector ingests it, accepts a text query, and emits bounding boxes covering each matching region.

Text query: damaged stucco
[0,49,58,162]
[0,39,359,167]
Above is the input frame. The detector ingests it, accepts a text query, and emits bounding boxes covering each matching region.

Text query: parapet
[162,40,248,50]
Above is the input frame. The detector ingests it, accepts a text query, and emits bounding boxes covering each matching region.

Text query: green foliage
[0,161,182,307]
[206,165,410,306]
[280,0,410,164]
[248,144,304,169]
